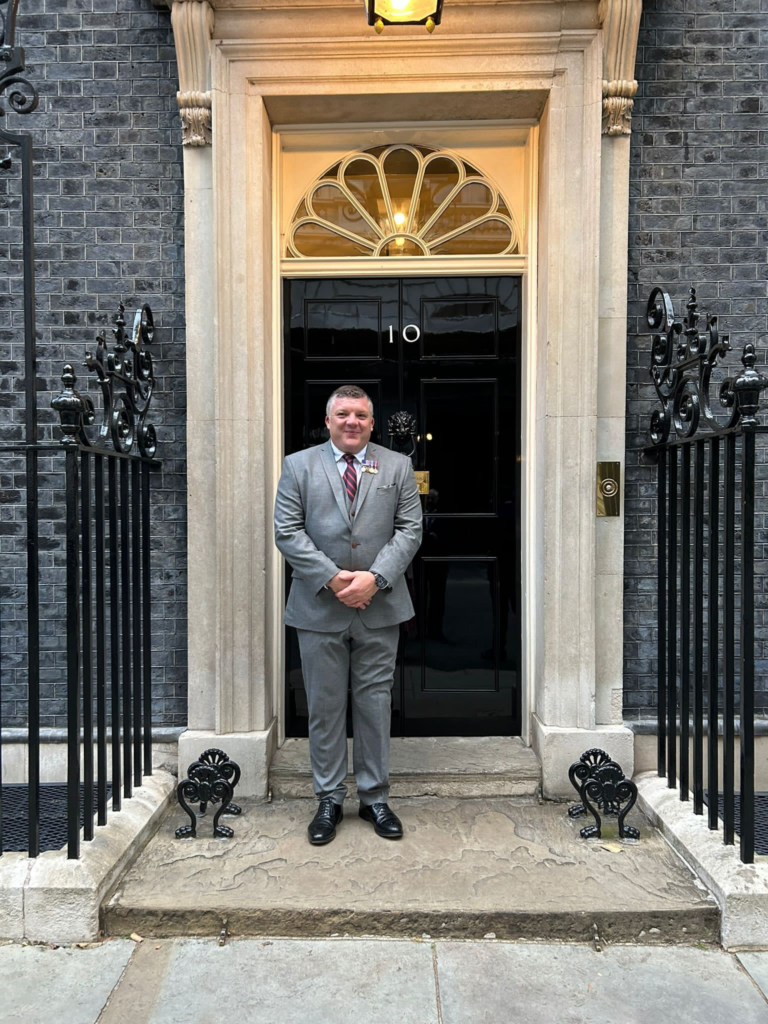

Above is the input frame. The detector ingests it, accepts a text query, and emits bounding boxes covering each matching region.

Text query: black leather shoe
[308,798,343,845]
[358,802,403,839]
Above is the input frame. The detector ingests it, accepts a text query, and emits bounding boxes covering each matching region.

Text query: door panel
[284,275,521,737]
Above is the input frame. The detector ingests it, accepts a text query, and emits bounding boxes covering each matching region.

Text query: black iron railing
[0,0,159,859]
[643,286,767,864]
[0,306,159,859]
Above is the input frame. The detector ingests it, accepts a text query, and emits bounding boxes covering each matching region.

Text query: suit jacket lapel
[354,442,378,516]
[320,442,350,523]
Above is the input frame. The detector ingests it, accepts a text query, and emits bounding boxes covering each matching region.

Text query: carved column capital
[599,0,642,136]
[169,0,214,146]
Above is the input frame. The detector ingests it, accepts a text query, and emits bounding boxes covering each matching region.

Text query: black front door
[284,276,521,736]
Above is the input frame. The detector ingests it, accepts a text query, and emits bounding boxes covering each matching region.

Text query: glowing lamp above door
[363,0,444,33]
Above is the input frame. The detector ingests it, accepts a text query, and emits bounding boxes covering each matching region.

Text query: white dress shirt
[330,441,368,482]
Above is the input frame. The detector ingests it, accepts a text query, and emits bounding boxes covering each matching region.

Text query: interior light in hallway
[363,0,443,33]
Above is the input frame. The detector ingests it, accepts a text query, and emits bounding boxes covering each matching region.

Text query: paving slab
[435,942,768,1024]
[138,938,439,1024]
[104,797,719,942]
[736,952,768,1000]
[0,940,134,1024]
[270,737,541,798]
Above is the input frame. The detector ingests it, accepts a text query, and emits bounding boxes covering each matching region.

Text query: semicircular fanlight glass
[383,148,419,233]
[412,156,461,235]
[287,146,520,258]
[380,238,426,257]
[311,184,379,242]
[343,159,387,233]
[431,219,513,256]
[292,222,374,258]
[424,181,495,243]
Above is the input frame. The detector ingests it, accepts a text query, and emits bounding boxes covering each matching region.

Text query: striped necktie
[342,453,358,503]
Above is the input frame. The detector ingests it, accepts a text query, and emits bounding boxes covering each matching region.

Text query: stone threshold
[269,737,541,799]
[103,795,719,945]
[0,771,176,944]
[636,772,768,951]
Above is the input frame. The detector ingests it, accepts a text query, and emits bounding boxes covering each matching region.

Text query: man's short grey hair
[326,385,374,418]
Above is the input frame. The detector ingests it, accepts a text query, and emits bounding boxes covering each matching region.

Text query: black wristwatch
[373,573,390,590]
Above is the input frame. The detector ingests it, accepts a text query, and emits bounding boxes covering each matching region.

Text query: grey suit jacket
[274,441,423,631]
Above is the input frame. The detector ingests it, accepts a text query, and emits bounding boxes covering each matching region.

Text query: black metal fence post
[65,447,82,859]
[94,454,108,826]
[657,449,667,776]
[667,448,678,789]
[723,433,737,845]
[1,0,42,860]
[141,461,153,777]
[740,426,756,863]
[692,440,704,815]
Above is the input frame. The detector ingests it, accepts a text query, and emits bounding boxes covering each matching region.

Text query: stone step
[268,737,541,799]
[103,796,720,945]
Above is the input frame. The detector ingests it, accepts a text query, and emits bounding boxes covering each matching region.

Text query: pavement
[104,797,719,943]
[1,937,767,1024]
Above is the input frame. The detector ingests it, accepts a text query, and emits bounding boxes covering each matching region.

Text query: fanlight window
[286,145,520,259]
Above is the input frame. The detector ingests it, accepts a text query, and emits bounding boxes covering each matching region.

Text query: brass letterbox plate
[596,462,621,517]
[414,470,430,495]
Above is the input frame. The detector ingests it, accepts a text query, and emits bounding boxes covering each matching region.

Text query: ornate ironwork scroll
[646,286,768,447]
[567,748,613,818]
[175,747,242,839]
[195,748,242,816]
[0,0,38,167]
[567,748,639,841]
[52,302,157,456]
[176,766,234,839]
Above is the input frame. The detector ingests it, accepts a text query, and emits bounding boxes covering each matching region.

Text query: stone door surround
[162,0,642,797]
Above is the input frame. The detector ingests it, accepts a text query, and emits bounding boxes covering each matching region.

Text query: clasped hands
[328,570,378,609]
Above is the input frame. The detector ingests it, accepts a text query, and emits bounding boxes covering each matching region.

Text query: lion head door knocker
[387,411,417,460]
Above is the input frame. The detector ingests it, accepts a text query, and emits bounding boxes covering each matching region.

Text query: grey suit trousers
[296,613,400,806]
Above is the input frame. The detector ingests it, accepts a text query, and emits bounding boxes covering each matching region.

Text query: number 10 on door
[388,325,421,344]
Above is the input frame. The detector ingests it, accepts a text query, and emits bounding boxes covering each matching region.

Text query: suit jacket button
[351,542,359,548]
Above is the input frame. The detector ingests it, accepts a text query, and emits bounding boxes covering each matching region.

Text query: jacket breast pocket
[376,484,397,494]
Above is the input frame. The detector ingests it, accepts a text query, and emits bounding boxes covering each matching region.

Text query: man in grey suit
[274,385,422,844]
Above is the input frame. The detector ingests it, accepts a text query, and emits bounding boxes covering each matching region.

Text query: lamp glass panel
[373,0,439,22]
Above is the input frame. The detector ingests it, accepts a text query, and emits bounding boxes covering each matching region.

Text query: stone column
[163,0,277,795]
[596,0,642,726]
[532,7,642,795]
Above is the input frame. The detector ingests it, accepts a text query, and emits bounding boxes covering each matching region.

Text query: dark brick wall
[625,0,768,717]
[3,0,766,730]
[0,0,187,728]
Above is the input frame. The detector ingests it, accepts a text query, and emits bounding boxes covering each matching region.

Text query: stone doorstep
[102,796,720,945]
[636,772,768,951]
[0,772,176,946]
[269,737,541,800]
